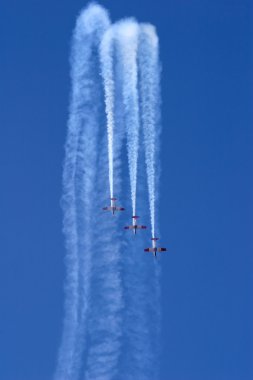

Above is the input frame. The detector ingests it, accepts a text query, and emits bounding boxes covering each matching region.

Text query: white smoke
[83,95,125,380]
[99,28,115,199]
[54,5,110,380]
[55,6,162,380]
[138,24,161,238]
[114,20,140,217]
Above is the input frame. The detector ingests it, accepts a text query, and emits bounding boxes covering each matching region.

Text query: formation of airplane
[124,216,147,235]
[103,196,167,257]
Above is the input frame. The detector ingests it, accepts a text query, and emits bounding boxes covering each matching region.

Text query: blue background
[0,0,252,379]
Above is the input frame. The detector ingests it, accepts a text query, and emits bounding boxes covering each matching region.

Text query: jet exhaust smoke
[55,4,163,380]
[115,20,140,217]
[100,28,115,200]
[54,5,110,380]
[138,24,161,238]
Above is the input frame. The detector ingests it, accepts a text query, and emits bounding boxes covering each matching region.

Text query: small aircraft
[124,216,147,235]
[144,237,167,257]
[102,197,125,215]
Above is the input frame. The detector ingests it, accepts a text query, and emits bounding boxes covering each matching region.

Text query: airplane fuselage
[110,199,118,215]
[132,219,137,234]
[152,241,157,256]
[132,225,138,234]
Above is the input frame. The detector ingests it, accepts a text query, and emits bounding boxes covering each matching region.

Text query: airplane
[102,197,125,215]
[144,237,167,257]
[124,216,147,235]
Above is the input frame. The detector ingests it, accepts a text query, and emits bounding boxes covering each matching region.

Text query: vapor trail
[84,131,124,380]
[117,144,161,380]
[137,29,162,379]
[99,28,115,199]
[115,20,140,217]
[54,5,110,380]
[55,6,162,380]
[138,24,161,238]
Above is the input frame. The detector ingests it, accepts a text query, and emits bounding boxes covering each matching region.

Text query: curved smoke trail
[56,6,162,380]
[54,5,110,380]
[115,20,140,217]
[138,24,161,238]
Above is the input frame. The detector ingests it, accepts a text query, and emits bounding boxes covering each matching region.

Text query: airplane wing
[124,225,134,229]
[115,207,125,211]
[144,248,154,252]
[136,225,147,229]
[158,248,167,252]
[102,207,113,211]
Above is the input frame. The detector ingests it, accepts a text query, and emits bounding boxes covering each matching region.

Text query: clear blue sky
[0,1,252,379]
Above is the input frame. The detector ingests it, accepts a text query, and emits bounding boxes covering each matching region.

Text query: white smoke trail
[99,28,115,199]
[118,145,161,380]
[138,24,161,238]
[55,7,162,380]
[83,133,124,380]
[83,24,126,380]
[54,5,110,380]
[115,20,140,217]
[75,8,111,379]
[138,29,162,379]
